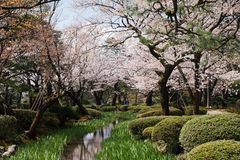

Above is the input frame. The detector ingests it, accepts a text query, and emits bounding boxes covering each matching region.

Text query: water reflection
[61,121,117,160]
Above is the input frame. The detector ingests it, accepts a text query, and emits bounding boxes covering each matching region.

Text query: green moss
[187,140,240,160]
[142,127,154,139]
[128,116,166,138]
[179,114,240,152]
[152,116,193,153]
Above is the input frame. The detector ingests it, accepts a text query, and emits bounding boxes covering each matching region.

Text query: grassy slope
[96,118,176,160]
[9,112,124,160]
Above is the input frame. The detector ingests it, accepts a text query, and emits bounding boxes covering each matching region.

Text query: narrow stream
[60,120,118,160]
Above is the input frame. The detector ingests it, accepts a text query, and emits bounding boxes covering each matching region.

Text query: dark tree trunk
[134,91,138,105]
[17,92,22,108]
[93,90,103,105]
[112,82,121,106]
[222,89,228,108]
[4,85,10,106]
[26,97,58,138]
[112,93,117,106]
[157,65,175,115]
[159,80,170,115]
[117,94,122,104]
[146,91,153,106]
[67,91,88,115]
[193,52,202,115]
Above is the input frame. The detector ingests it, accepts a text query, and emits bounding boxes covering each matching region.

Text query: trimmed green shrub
[128,116,166,138]
[170,107,184,116]
[179,114,240,152]
[42,112,60,127]
[100,106,117,112]
[137,108,183,118]
[152,116,193,153]
[0,115,17,140]
[14,109,60,130]
[49,105,79,126]
[187,140,240,160]
[13,109,36,130]
[117,105,129,111]
[142,126,154,139]
[86,108,101,118]
[184,106,207,115]
[128,106,149,113]
[137,106,158,114]
[136,109,160,118]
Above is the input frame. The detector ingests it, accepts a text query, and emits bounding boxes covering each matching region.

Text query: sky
[53,0,96,30]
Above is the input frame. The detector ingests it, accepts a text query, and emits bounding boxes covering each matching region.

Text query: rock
[1,145,17,157]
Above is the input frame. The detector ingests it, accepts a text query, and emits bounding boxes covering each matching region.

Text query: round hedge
[86,108,101,118]
[137,107,183,118]
[0,115,17,140]
[128,116,166,138]
[128,106,150,113]
[100,106,117,112]
[184,106,207,115]
[187,140,240,160]
[117,105,129,111]
[152,116,193,153]
[179,114,240,152]
[13,109,36,130]
[142,126,154,139]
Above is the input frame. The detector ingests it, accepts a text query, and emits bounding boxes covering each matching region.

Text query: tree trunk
[145,91,153,106]
[93,91,103,105]
[67,91,88,115]
[117,94,122,104]
[134,91,138,105]
[112,93,117,106]
[159,80,170,115]
[112,82,121,106]
[17,92,22,108]
[26,97,57,138]
[193,52,202,114]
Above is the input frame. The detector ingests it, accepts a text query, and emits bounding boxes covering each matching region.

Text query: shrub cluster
[86,108,101,118]
[137,107,183,118]
[0,115,17,140]
[184,106,207,115]
[187,140,240,160]
[128,116,166,138]
[117,105,129,111]
[152,116,193,153]
[100,106,117,112]
[179,114,240,152]
[13,109,36,130]
[142,127,154,139]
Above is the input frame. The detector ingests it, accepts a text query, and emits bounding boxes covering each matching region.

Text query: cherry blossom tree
[76,0,239,114]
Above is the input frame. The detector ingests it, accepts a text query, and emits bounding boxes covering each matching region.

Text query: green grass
[9,112,132,160]
[96,121,176,160]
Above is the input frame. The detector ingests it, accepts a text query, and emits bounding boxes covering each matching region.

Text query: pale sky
[53,0,96,30]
